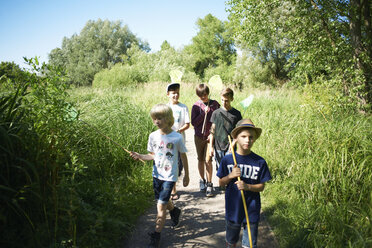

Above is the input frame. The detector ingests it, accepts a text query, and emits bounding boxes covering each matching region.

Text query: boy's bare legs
[198,160,206,180]
[171,184,177,195]
[155,201,175,233]
[205,160,212,183]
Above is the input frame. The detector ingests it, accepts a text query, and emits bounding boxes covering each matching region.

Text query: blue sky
[0,0,229,67]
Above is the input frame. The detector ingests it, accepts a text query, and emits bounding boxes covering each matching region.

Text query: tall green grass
[72,83,371,247]
[67,87,156,247]
[236,89,372,247]
[1,62,155,247]
[5,71,369,247]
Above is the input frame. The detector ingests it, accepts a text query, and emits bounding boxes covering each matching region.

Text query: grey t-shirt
[210,107,242,151]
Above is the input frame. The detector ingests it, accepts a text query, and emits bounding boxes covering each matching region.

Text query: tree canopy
[184,14,236,78]
[48,19,150,86]
[227,0,372,107]
[0,61,29,85]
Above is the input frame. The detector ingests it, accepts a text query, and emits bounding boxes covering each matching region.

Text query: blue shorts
[225,220,258,248]
[153,177,175,205]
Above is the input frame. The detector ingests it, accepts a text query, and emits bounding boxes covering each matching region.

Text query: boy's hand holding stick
[129,151,147,164]
[228,135,253,248]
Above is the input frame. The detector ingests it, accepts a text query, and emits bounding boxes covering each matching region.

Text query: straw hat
[231,119,262,139]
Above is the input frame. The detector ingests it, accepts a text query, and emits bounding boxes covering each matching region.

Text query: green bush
[204,61,235,85]
[1,59,154,247]
[0,58,77,247]
[93,64,148,87]
[92,45,203,87]
[233,52,275,88]
[300,74,371,115]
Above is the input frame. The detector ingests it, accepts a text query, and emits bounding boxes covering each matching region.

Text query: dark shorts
[225,220,258,248]
[215,149,228,170]
[153,177,175,205]
[194,135,208,161]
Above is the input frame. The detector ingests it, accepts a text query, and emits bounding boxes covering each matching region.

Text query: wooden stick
[201,101,209,135]
[228,135,253,248]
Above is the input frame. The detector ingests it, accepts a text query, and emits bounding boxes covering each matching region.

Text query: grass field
[68,82,371,247]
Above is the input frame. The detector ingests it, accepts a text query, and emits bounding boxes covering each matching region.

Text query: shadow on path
[123,128,279,248]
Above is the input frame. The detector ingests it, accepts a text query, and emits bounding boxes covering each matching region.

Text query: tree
[184,14,236,78]
[0,61,29,85]
[227,0,372,108]
[49,19,150,86]
[160,40,173,51]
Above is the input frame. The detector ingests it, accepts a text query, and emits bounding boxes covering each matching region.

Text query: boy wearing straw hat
[130,104,190,248]
[217,119,272,248]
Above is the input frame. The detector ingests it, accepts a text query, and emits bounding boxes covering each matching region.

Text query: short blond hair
[150,104,174,127]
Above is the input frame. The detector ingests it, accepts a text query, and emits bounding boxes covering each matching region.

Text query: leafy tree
[160,40,173,51]
[49,19,150,86]
[0,61,29,85]
[227,0,372,109]
[184,14,236,78]
[93,43,201,87]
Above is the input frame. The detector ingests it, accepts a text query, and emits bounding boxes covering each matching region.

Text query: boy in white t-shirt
[130,104,190,248]
[166,82,190,200]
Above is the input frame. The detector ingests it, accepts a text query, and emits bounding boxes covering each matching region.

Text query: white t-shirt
[168,102,190,142]
[147,130,187,182]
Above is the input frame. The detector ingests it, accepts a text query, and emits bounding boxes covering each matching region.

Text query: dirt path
[123,128,278,247]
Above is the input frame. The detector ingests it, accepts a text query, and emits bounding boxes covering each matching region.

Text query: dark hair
[167,84,180,92]
[221,87,234,99]
[196,84,210,97]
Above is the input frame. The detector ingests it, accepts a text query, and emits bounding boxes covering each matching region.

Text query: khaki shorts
[194,135,209,162]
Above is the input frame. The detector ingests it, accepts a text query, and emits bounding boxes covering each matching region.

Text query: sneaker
[206,182,213,197]
[226,241,237,247]
[147,231,160,248]
[170,207,181,228]
[199,179,206,192]
[219,185,226,191]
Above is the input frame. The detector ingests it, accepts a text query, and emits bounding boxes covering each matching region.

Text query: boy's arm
[235,181,265,192]
[208,123,216,158]
[178,123,190,133]
[191,105,206,127]
[219,167,241,187]
[180,153,189,187]
[130,152,154,161]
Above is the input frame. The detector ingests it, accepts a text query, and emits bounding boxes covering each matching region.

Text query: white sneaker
[199,179,206,192]
[206,182,213,197]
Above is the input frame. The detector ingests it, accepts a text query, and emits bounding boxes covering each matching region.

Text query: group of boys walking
[130,82,272,248]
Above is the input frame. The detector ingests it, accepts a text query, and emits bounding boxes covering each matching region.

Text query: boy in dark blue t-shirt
[217,119,272,248]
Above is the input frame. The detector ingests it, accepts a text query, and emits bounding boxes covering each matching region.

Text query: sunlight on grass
[69,83,371,247]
